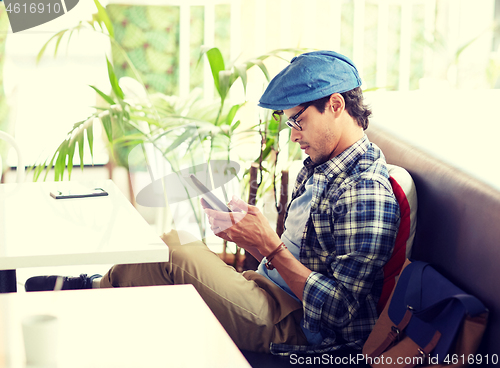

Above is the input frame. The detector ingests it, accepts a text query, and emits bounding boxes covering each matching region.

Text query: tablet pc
[188,174,231,212]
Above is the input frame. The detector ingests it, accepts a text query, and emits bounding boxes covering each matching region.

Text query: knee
[170,241,208,262]
[161,229,203,247]
[169,241,219,276]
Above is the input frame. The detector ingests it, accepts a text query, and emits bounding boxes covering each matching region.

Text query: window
[3,1,110,168]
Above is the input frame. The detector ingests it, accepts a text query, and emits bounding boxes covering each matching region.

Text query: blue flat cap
[259,50,362,111]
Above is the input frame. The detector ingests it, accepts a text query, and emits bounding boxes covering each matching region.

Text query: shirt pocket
[309,211,333,259]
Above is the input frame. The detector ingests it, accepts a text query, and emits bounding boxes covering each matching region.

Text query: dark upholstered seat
[367,123,500,357]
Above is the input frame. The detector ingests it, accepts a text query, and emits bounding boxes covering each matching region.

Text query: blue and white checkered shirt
[271,135,400,355]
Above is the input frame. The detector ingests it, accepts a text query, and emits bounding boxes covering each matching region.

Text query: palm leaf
[231,120,241,132]
[36,29,68,63]
[245,59,270,81]
[100,112,113,144]
[77,132,85,171]
[54,141,68,181]
[87,123,94,158]
[53,31,65,58]
[225,104,241,126]
[67,139,76,179]
[217,69,231,103]
[233,64,248,94]
[93,0,114,38]
[167,129,197,152]
[32,157,48,182]
[202,47,225,98]
[89,85,115,105]
[106,56,124,100]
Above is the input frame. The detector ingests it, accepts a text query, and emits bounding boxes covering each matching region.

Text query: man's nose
[290,128,301,142]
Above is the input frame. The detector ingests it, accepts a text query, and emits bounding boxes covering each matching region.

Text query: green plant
[31,0,309,244]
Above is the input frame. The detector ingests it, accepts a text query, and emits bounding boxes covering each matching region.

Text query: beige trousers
[100,230,308,352]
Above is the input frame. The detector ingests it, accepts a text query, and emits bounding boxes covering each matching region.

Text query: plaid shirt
[271,135,400,355]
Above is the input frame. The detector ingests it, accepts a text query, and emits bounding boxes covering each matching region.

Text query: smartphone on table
[50,187,108,199]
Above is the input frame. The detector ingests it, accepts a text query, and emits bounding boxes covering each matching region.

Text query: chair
[0,130,25,183]
[0,131,25,293]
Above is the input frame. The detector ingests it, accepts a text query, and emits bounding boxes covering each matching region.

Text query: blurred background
[1,0,499,249]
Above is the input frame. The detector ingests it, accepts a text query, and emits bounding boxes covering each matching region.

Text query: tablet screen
[188,175,231,212]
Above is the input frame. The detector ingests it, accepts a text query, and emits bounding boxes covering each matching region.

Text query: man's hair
[305,87,371,130]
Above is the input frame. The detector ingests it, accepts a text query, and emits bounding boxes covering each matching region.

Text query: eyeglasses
[273,105,309,131]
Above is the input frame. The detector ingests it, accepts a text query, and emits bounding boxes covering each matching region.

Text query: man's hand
[200,198,234,243]
[202,196,282,257]
[203,196,311,301]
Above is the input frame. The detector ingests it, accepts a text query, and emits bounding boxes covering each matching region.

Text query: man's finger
[204,208,234,220]
[229,196,249,211]
[200,198,211,209]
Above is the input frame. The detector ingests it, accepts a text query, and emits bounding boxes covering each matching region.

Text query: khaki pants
[100,230,308,352]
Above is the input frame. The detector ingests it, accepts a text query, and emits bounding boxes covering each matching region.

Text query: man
[26,50,400,355]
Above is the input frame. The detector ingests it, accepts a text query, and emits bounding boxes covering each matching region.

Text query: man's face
[284,102,343,164]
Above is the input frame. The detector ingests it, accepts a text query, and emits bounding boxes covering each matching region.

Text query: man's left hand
[203,196,282,256]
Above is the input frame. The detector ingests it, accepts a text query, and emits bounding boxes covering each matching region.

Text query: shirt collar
[303,134,370,178]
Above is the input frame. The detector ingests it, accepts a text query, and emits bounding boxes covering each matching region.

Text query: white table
[0,180,169,292]
[0,284,251,367]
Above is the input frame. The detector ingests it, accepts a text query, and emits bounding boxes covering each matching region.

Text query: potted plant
[32,0,309,267]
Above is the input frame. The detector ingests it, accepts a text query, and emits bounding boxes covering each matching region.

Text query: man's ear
[329,93,345,115]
